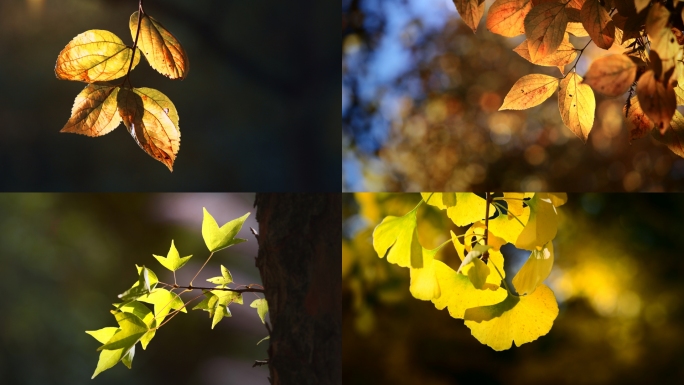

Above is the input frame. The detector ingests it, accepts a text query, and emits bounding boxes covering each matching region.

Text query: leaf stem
[189,252,214,286]
[482,192,492,263]
[565,39,593,77]
[121,0,144,88]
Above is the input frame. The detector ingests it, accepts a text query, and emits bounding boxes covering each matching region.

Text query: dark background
[343,193,684,384]
[0,193,270,385]
[0,0,338,191]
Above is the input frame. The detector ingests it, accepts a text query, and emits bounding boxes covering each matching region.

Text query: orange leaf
[524,1,568,61]
[652,110,684,157]
[623,96,656,142]
[117,87,181,171]
[558,72,595,142]
[130,11,190,79]
[453,0,486,33]
[61,84,122,137]
[636,69,676,132]
[582,55,637,96]
[513,33,576,73]
[566,22,589,37]
[580,0,615,49]
[500,74,559,110]
[486,0,532,37]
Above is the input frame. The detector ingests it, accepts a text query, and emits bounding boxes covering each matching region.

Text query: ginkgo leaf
[464,284,559,351]
[512,242,554,295]
[515,193,558,251]
[409,246,442,300]
[582,54,637,96]
[61,84,121,136]
[153,240,192,271]
[500,74,559,110]
[513,34,577,73]
[453,0,486,33]
[558,71,596,142]
[488,206,530,245]
[453,231,505,286]
[431,260,507,319]
[624,96,656,142]
[98,311,149,351]
[547,193,567,207]
[467,257,490,289]
[465,221,506,251]
[524,1,568,61]
[652,110,684,157]
[486,0,532,37]
[456,244,491,273]
[117,87,180,171]
[207,265,233,286]
[130,11,189,79]
[373,208,422,268]
[201,209,250,253]
[636,69,676,132]
[55,29,141,82]
[421,192,491,226]
[580,0,615,49]
[502,192,527,219]
[250,298,269,324]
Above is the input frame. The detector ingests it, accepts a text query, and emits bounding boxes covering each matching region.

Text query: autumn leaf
[635,0,649,13]
[623,96,656,142]
[451,0,485,33]
[486,0,532,37]
[580,0,615,49]
[513,34,576,73]
[582,54,636,96]
[566,22,589,37]
[524,1,568,61]
[372,208,422,268]
[61,84,121,136]
[646,3,679,68]
[130,11,189,80]
[500,74,559,110]
[421,193,491,226]
[652,110,684,157]
[117,87,180,171]
[55,30,141,82]
[515,193,558,251]
[636,69,676,132]
[409,246,442,301]
[512,242,554,295]
[558,72,595,142]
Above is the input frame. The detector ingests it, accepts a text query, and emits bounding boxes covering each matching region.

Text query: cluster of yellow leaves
[372,193,566,351]
[450,0,684,159]
[55,11,189,171]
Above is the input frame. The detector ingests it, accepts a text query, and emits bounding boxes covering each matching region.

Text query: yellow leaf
[635,0,649,13]
[515,193,558,251]
[488,207,530,245]
[512,242,554,295]
[503,192,525,219]
[130,12,189,80]
[547,193,567,207]
[409,247,442,300]
[558,72,596,142]
[524,1,568,61]
[465,221,506,251]
[513,34,577,73]
[372,209,422,268]
[580,0,615,49]
[582,54,637,97]
[422,193,490,226]
[453,231,505,285]
[431,260,507,319]
[55,29,141,82]
[453,0,486,33]
[486,0,532,37]
[464,284,559,351]
[566,22,589,37]
[500,74,559,110]
[61,84,121,136]
[646,3,679,66]
[636,69,676,132]
[117,87,181,171]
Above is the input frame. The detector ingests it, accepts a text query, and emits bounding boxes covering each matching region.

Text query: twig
[252,359,269,368]
[161,282,265,293]
[482,192,492,263]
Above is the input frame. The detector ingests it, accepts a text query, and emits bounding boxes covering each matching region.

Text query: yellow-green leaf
[130,11,189,79]
[55,29,141,82]
[464,284,559,351]
[250,298,269,324]
[61,84,121,136]
[512,242,554,295]
[153,240,192,271]
[86,327,119,344]
[201,209,250,253]
[559,72,596,142]
[373,209,422,268]
[500,74,559,110]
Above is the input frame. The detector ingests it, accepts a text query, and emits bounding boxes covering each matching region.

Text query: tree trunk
[254,193,341,385]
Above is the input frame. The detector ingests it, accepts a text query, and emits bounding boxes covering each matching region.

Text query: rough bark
[254,193,341,385]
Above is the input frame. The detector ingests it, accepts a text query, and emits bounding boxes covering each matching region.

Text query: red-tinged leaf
[486,0,532,37]
[513,34,576,73]
[499,74,559,110]
[524,1,568,61]
[61,84,121,137]
[558,72,595,141]
[636,69,676,132]
[580,0,615,49]
[453,0,486,33]
[582,55,637,96]
[623,96,656,142]
[652,110,684,157]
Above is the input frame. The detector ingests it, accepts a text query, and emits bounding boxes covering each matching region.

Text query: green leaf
[117,265,157,303]
[211,305,232,329]
[209,290,243,328]
[202,209,250,252]
[207,265,233,286]
[98,312,149,351]
[121,345,135,369]
[256,335,270,345]
[139,288,187,322]
[86,327,119,344]
[153,240,192,271]
[92,348,127,379]
[193,292,219,318]
[372,209,422,268]
[250,298,269,324]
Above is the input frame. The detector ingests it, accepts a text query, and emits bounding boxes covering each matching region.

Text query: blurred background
[0,193,270,385]
[343,193,684,384]
[0,0,337,191]
[342,0,684,191]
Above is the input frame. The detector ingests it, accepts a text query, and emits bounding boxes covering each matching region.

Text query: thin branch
[161,282,265,293]
[482,192,492,263]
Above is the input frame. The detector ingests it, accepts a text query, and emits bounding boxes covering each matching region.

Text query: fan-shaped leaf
[512,242,554,295]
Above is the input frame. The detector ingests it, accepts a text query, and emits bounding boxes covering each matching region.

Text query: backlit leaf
[207,265,234,286]
[513,34,577,73]
[464,284,559,351]
[55,29,141,82]
[422,192,491,226]
[652,110,684,157]
[61,84,121,136]
[636,69,676,132]
[512,242,554,295]
[98,311,148,351]
[453,0,486,33]
[500,74,559,110]
[153,239,192,271]
[373,208,422,268]
[201,209,250,253]
[646,3,679,67]
[580,0,614,49]
[452,232,504,286]
[250,298,269,324]
[486,0,532,37]
[624,96,656,141]
[582,54,636,96]
[558,71,596,142]
[86,327,119,344]
[515,193,558,251]
[566,22,589,37]
[409,246,442,300]
[524,1,568,61]
[130,11,189,79]
[91,348,127,379]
